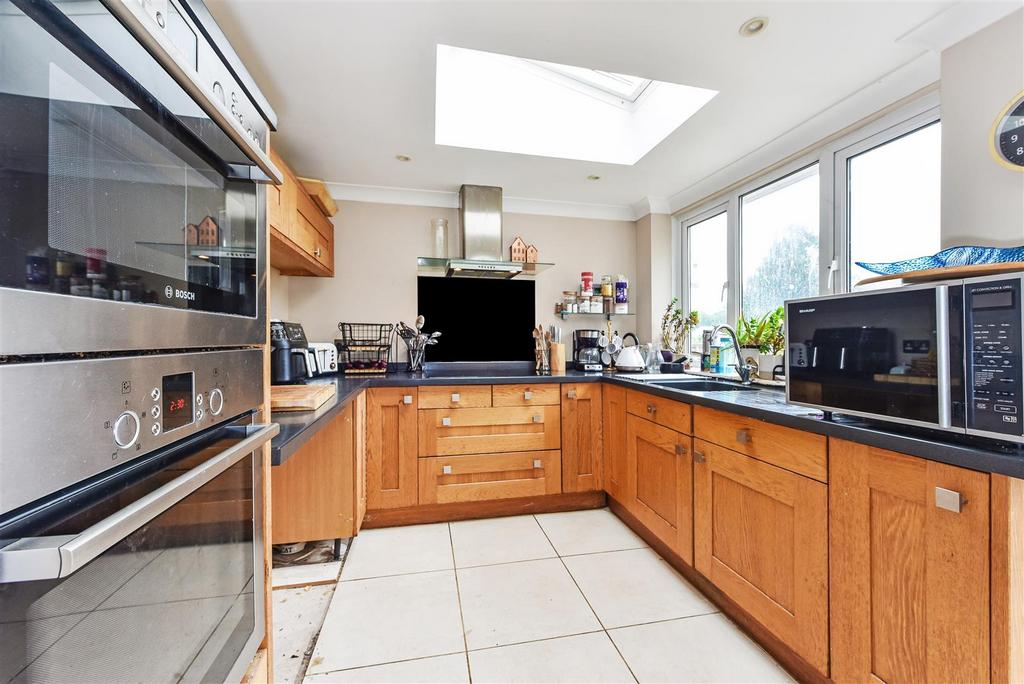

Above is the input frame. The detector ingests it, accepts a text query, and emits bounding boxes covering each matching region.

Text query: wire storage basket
[335,323,394,374]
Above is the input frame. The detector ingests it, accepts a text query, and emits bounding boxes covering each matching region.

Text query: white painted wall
[277,200,636,360]
[940,9,1024,247]
[268,267,290,321]
[634,213,673,345]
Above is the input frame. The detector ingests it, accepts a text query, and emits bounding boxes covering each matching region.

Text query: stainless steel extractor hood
[447,184,523,278]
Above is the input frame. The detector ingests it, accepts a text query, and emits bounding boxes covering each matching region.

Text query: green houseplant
[755,306,785,378]
[660,298,699,360]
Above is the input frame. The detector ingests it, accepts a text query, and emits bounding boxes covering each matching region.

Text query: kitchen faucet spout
[709,324,758,385]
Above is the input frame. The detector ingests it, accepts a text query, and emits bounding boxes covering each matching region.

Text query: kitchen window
[740,165,820,318]
[677,99,941,339]
[684,209,728,350]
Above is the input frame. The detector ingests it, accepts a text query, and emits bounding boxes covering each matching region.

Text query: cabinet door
[271,403,355,544]
[561,383,603,492]
[419,406,560,456]
[830,439,990,683]
[353,390,367,531]
[366,388,418,509]
[418,450,561,504]
[602,384,628,502]
[694,439,828,675]
[626,415,692,563]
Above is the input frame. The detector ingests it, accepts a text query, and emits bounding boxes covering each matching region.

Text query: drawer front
[418,450,561,504]
[693,406,827,482]
[492,384,560,407]
[626,390,692,434]
[418,385,492,409]
[418,406,561,456]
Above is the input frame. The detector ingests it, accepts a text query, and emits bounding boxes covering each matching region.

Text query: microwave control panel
[965,278,1023,440]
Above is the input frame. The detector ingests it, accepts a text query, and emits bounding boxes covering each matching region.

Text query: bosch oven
[0,0,281,356]
[786,274,1024,444]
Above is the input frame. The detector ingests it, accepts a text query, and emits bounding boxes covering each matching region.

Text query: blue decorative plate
[856,245,1024,275]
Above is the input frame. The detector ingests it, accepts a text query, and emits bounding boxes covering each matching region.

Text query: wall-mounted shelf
[558,311,634,321]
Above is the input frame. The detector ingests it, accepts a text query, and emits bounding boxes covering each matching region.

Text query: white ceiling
[206,1,1011,218]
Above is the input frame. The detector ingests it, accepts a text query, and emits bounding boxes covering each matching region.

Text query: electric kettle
[615,333,645,372]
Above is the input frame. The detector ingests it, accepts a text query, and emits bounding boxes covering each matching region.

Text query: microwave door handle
[936,285,952,429]
[0,423,278,584]
[839,347,846,371]
[811,346,819,368]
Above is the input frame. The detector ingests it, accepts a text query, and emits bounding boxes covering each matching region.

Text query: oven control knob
[113,411,140,449]
[209,388,224,416]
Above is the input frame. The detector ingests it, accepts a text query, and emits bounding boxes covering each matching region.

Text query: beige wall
[940,9,1024,247]
[268,267,290,321]
[278,200,636,360]
[634,213,673,345]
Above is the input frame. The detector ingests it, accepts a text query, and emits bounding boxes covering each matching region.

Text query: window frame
[675,95,940,328]
[681,203,729,352]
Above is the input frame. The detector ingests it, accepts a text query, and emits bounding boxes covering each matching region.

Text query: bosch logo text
[164,285,195,301]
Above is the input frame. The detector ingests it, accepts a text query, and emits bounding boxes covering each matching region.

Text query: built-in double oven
[0,0,280,681]
[786,274,1024,445]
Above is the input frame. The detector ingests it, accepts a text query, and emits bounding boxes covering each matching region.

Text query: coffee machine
[270,320,313,384]
[572,329,603,371]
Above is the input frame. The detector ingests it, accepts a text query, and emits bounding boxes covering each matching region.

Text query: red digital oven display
[162,372,194,431]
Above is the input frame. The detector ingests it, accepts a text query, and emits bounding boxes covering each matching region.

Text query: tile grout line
[306,650,467,679]
[531,514,640,684]
[447,523,474,683]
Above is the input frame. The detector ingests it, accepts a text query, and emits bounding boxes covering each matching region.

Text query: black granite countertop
[271,364,1024,478]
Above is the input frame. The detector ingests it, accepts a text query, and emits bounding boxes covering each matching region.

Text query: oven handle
[0,423,278,584]
[936,285,952,429]
[100,0,283,185]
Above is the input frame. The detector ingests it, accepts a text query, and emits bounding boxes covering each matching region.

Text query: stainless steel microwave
[785,274,1024,444]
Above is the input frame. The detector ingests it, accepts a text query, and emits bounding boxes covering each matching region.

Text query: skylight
[434,45,717,166]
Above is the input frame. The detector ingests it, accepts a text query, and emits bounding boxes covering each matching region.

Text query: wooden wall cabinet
[561,383,603,492]
[626,414,693,563]
[366,388,419,509]
[268,148,335,277]
[829,439,990,683]
[602,384,628,502]
[693,438,829,675]
[271,401,360,544]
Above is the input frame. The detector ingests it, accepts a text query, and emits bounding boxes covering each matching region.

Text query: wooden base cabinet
[602,384,628,501]
[561,383,603,492]
[829,439,990,683]
[693,439,828,675]
[419,450,561,504]
[625,415,692,563]
[366,388,418,509]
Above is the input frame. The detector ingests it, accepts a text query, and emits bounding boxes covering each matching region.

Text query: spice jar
[614,275,629,314]
[600,275,613,297]
[580,271,594,297]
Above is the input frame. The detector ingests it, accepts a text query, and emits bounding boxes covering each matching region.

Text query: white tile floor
[289,509,794,683]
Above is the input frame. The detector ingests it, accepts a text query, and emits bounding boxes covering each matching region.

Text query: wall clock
[991,90,1024,171]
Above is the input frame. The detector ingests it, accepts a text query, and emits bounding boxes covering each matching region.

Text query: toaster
[308,342,339,375]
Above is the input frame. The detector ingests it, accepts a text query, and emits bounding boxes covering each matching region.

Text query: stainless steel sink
[645,379,759,392]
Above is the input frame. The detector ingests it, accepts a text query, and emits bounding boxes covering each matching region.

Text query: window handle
[720,281,729,303]
[826,259,839,292]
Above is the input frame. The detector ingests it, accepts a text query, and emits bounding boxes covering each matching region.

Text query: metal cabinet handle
[403,394,413,405]
[567,389,577,400]
[451,392,460,403]
[442,417,451,426]
[524,390,533,400]
[693,450,706,464]
[314,247,322,258]
[532,415,542,423]
[647,403,657,414]
[442,465,452,475]
[735,428,752,444]
[533,459,542,469]
[0,423,279,583]
[935,487,965,513]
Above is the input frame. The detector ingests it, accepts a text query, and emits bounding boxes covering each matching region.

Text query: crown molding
[631,196,671,219]
[324,181,637,221]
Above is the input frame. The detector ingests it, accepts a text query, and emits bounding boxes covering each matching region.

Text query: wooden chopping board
[856,262,1024,286]
[271,383,337,412]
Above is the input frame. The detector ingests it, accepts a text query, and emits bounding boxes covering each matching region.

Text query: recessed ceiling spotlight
[739,17,768,37]
[586,174,601,181]
[395,154,412,162]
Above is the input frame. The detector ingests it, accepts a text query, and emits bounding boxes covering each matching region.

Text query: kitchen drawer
[418,450,561,504]
[693,406,827,483]
[418,406,560,456]
[418,385,492,409]
[626,390,692,434]
[492,383,560,407]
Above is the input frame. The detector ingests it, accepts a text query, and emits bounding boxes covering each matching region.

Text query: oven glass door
[0,0,259,318]
[787,287,942,425]
[0,420,269,684]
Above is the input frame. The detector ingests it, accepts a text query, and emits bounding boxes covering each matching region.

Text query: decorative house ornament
[197,216,219,246]
[184,223,198,246]
[509,236,528,262]
[525,244,539,264]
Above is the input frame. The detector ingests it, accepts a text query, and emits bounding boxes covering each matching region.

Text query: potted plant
[660,298,699,361]
[756,306,785,379]
[735,314,763,371]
